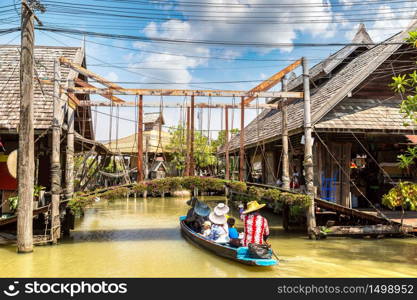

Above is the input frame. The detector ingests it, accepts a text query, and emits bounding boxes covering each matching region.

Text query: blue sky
[1,0,417,142]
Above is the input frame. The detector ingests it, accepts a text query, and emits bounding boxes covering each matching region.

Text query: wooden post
[302,57,317,239]
[65,106,75,200]
[17,0,35,253]
[185,106,191,176]
[190,95,195,176]
[239,96,245,181]
[51,59,61,244]
[137,95,144,182]
[281,76,290,230]
[225,106,230,181]
[145,135,149,179]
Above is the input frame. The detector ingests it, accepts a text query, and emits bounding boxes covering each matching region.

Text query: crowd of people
[184,197,270,248]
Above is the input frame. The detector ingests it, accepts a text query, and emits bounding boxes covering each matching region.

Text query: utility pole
[137,95,144,182]
[185,106,191,176]
[281,76,290,231]
[302,57,317,239]
[224,106,230,181]
[239,96,245,182]
[51,59,61,244]
[17,0,45,253]
[190,95,195,176]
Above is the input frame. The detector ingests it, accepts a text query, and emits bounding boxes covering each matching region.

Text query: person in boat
[240,201,270,247]
[227,217,241,247]
[208,203,230,244]
[185,199,210,232]
[201,221,212,238]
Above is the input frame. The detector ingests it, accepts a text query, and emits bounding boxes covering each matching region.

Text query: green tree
[390,31,417,169]
[383,31,417,217]
[167,125,217,174]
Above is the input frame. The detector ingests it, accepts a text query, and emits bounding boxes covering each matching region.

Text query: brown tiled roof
[224,20,417,153]
[315,98,417,133]
[282,23,374,93]
[0,45,83,131]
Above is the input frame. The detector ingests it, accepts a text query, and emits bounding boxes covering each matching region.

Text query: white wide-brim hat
[214,203,229,216]
[209,212,227,225]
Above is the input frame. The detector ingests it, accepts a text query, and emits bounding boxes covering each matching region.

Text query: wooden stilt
[225,106,230,181]
[239,96,245,182]
[185,106,191,176]
[137,95,144,182]
[190,95,195,176]
[65,107,75,200]
[302,57,317,239]
[281,76,290,231]
[17,0,35,253]
[51,59,62,244]
[145,135,149,179]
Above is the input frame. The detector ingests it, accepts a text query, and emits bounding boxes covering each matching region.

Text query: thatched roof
[104,129,172,154]
[0,45,84,131]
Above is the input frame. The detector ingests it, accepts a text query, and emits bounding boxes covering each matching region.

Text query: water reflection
[0,196,416,277]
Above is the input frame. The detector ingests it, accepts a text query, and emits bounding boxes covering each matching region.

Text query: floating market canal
[1,197,417,277]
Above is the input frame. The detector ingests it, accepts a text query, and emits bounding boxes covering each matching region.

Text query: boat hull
[180,216,277,267]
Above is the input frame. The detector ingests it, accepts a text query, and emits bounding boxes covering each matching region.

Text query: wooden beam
[66,87,303,99]
[137,95,144,182]
[243,59,302,105]
[185,107,191,176]
[74,78,125,103]
[190,95,195,176]
[239,96,245,182]
[77,101,277,109]
[59,57,126,103]
[225,106,230,181]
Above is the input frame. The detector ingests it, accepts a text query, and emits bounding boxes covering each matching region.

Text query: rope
[314,130,392,223]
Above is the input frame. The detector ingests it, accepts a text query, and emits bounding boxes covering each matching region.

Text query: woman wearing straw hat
[240,201,270,246]
[208,203,230,244]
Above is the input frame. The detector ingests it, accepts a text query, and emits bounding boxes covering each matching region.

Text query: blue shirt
[229,227,239,239]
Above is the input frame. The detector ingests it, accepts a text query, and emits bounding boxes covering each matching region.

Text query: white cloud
[124,0,338,87]
[106,71,119,82]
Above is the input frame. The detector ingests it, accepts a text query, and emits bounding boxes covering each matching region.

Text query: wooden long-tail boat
[180,216,278,267]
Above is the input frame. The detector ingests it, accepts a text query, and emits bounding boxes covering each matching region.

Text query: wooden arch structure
[54,57,304,184]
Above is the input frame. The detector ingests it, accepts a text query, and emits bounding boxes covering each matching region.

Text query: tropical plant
[390,31,417,168]
[8,196,19,212]
[167,125,217,174]
[382,182,417,225]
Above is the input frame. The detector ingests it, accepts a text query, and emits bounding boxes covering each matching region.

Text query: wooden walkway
[246,182,417,234]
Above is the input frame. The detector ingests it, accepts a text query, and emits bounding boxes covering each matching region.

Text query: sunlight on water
[1,196,417,277]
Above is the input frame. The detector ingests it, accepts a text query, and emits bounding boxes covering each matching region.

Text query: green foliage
[233,184,309,207]
[131,182,147,194]
[382,182,417,211]
[405,31,417,47]
[101,187,131,200]
[33,185,45,198]
[390,31,417,169]
[225,180,247,193]
[167,125,217,173]
[8,196,18,212]
[6,185,46,213]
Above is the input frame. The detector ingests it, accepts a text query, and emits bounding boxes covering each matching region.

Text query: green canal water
[1,196,417,277]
